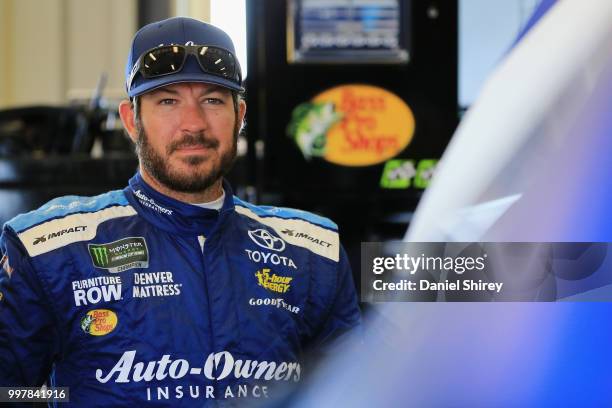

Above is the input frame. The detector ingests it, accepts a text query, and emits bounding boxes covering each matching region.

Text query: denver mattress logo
[89,237,149,273]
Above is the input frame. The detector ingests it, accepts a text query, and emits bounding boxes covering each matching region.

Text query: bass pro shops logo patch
[80,309,118,336]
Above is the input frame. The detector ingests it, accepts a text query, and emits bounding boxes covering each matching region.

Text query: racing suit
[0,173,361,406]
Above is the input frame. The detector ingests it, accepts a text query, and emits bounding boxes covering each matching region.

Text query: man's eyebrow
[200,85,228,96]
[147,85,228,97]
[149,87,180,96]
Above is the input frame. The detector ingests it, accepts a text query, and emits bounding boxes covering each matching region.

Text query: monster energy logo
[91,247,109,266]
[88,237,149,273]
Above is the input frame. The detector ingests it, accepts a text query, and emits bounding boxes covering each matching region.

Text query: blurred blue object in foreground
[292,0,612,406]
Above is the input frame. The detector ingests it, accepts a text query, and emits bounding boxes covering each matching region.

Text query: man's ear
[238,99,247,131]
[118,99,138,143]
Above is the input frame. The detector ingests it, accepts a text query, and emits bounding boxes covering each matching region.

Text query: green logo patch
[88,237,148,273]
[380,160,416,189]
[414,159,438,189]
[380,159,438,189]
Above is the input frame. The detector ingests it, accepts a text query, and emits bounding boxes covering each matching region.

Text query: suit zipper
[197,234,219,395]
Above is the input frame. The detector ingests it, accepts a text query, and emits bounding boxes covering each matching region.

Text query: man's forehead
[146,82,230,96]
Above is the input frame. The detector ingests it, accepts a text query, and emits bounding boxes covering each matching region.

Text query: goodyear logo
[255,268,292,294]
[88,237,149,273]
[80,309,118,336]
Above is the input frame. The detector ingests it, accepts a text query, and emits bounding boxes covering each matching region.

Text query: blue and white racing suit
[0,173,361,406]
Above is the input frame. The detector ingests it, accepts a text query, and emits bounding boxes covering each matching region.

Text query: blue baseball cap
[125,17,243,97]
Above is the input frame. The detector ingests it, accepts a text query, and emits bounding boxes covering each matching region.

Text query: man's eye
[159,99,176,105]
[204,98,223,105]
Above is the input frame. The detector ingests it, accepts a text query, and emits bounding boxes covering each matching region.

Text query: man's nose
[180,101,208,133]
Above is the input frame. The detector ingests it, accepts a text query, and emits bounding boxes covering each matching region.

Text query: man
[0,17,360,406]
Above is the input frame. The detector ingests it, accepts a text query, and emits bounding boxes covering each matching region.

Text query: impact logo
[255,268,292,294]
[89,237,149,273]
[280,229,332,248]
[81,309,118,336]
[248,229,286,252]
[33,226,87,245]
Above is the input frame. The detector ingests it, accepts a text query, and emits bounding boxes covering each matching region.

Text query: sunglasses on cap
[127,44,242,92]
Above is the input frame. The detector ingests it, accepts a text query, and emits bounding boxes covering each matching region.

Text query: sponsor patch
[33,225,87,246]
[72,276,122,306]
[255,268,292,294]
[245,249,298,269]
[132,272,182,298]
[18,206,138,257]
[248,229,286,252]
[95,350,301,384]
[133,189,173,215]
[235,206,340,262]
[279,229,332,248]
[89,237,149,273]
[81,309,118,336]
[249,297,300,314]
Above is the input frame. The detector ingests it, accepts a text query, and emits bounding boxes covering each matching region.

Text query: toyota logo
[248,229,286,252]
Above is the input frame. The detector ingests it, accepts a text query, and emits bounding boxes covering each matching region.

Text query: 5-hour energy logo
[255,268,292,294]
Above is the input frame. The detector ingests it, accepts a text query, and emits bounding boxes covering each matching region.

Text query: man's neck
[139,168,224,205]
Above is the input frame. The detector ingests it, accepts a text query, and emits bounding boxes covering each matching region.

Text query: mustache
[167,132,219,154]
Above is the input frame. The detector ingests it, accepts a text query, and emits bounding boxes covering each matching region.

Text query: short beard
[135,120,239,194]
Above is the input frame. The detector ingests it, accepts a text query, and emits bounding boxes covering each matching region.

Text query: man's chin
[158,171,222,193]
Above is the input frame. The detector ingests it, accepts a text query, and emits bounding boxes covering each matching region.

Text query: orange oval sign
[288,84,415,167]
[81,309,118,336]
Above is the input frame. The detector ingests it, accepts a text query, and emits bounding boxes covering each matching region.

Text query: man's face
[134,83,243,193]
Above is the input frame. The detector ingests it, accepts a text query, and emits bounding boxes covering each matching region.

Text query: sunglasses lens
[142,46,186,77]
[197,47,237,80]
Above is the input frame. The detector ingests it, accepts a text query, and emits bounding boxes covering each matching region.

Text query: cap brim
[128,72,244,97]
